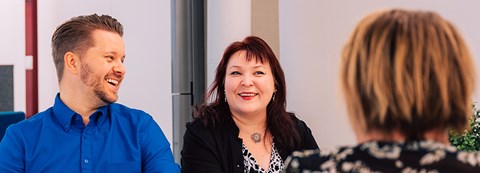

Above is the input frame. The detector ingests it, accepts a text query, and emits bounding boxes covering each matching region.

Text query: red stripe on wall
[25,0,38,118]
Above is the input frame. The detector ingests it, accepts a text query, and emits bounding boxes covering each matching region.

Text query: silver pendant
[251,132,261,143]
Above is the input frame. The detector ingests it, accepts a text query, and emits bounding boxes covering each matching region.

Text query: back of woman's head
[341,9,476,140]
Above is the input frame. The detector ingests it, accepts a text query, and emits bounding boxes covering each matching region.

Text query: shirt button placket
[81,125,93,172]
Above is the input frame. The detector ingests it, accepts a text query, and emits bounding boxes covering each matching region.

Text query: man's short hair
[51,14,123,81]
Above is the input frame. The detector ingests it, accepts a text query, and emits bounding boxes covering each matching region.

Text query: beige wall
[38,0,174,145]
[252,0,280,58]
[279,0,480,149]
[206,0,251,86]
[0,0,25,112]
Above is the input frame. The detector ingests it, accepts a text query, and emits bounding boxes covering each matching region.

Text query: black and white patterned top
[243,142,284,173]
[283,140,480,173]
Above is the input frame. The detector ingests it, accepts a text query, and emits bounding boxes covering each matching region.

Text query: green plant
[449,104,480,151]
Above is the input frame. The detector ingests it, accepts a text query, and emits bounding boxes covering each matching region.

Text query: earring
[272,92,276,101]
[224,90,227,102]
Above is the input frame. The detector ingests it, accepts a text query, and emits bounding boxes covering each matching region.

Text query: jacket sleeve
[181,122,225,173]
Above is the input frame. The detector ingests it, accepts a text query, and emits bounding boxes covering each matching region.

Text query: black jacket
[181,115,318,173]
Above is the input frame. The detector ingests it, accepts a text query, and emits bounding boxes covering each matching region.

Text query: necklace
[239,128,266,143]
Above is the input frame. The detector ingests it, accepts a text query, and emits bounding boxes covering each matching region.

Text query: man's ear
[64,51,79,74]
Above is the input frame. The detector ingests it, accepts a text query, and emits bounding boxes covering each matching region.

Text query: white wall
[0,0,26,112]
[206,0,251,86]
[279,0,480,149]
[22,0,480,153]
[38,0,173,143]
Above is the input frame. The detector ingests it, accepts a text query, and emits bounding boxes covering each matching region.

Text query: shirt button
[84,159,89,164]
[236,164,240,168]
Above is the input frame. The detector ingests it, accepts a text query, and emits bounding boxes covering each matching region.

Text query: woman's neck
[231,112,267,133]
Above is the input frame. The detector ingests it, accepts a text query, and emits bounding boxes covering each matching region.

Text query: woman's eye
[255,71,265,75]
[230,71,241,75]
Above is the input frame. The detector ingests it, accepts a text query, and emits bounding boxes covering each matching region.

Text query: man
[0,14,180,173]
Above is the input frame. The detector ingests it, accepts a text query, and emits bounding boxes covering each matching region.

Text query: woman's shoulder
[285,141,480,173]
[186,118,215,132]
[184,119,220,146]
[186,116,235,136]
[284,148,337,172]
[192,104,229,126]
[287,112,302,125]
[287,113,311,132]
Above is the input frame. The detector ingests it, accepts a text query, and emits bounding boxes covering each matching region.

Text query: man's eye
[106,56,114,62]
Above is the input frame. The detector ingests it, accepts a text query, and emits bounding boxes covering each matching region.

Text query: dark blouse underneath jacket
[181,115,318,173]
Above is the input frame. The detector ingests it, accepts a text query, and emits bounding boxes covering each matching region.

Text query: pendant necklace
[239,128,266,143]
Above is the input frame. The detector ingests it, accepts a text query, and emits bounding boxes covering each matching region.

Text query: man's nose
[113,61,126,76]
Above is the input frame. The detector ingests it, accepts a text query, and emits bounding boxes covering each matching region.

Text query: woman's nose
[241,75,253,86]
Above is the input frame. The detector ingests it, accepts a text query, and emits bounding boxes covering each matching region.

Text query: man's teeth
[239,93,256,97]
[107,79,119,85]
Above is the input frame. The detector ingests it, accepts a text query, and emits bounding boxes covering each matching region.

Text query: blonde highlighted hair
[341,9,476,140]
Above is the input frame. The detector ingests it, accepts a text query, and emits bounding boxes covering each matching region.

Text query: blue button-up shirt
[0,94,180,173]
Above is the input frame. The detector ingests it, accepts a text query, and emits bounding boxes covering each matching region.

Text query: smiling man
[0,14,180,173]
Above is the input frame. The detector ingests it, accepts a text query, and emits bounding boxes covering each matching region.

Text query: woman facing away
[181,36,318,173]
[284,9,480,173]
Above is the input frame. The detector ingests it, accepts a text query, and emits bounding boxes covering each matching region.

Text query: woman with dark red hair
[181,36,318,173]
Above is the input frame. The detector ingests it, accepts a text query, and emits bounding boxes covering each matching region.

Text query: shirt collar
[52,93,109,131]
[95,105,109,127]
[52,93,77,131]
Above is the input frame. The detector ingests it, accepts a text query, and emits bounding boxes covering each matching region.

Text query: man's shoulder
[5,108,52,136]
[14,108,51,126]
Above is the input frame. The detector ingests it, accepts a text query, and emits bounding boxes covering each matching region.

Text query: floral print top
[283,140,480,173]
